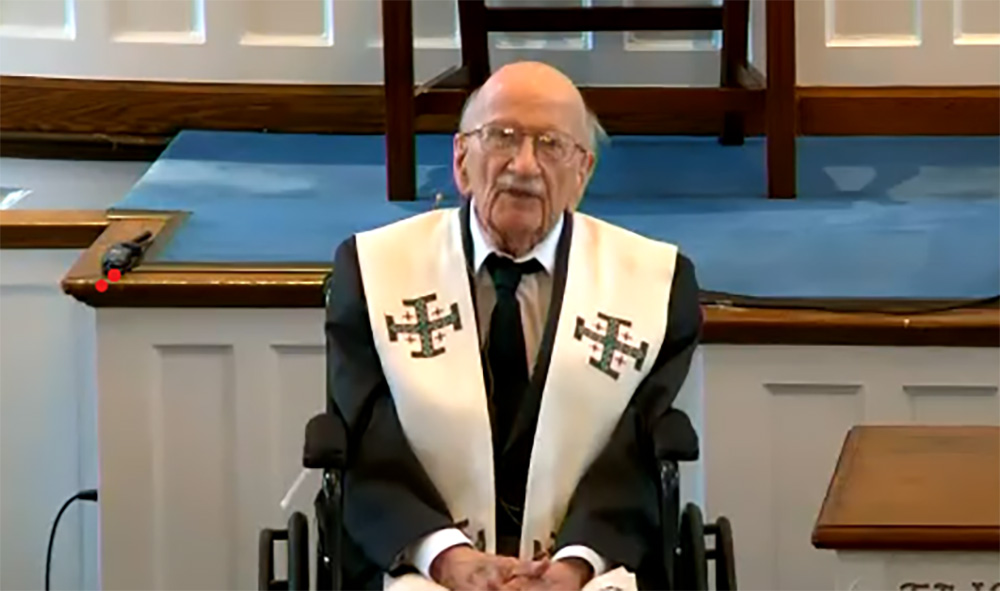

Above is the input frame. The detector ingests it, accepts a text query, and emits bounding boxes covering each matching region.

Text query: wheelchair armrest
[652,409,699,463]
[304,412,348,470]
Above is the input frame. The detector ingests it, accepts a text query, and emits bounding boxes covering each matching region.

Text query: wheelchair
[260,409,737,590]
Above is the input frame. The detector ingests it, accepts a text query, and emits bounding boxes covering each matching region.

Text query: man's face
[453,87,595,254]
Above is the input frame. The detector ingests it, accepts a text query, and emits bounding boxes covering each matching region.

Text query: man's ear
[578,151,597,190]
[453,134,471,195]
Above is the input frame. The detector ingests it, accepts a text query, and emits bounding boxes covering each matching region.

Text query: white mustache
[495,177,544,197]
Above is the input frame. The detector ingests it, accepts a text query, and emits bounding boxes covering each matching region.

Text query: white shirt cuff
[552,545,607,577]
[407,528,473,578]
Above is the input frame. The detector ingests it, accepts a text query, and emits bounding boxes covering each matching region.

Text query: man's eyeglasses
[461,124,588,164]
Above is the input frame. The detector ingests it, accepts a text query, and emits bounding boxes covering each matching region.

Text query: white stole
[354,206,679,561]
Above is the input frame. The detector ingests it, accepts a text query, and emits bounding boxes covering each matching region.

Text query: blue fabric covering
[112,130,1000,300]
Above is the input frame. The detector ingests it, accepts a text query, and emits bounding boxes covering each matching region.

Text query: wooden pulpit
[813,426,1000,591]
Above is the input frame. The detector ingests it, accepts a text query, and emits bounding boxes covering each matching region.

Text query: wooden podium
[813,426,1000,591]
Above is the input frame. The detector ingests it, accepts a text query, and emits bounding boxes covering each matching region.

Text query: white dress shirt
[403,207,607,579]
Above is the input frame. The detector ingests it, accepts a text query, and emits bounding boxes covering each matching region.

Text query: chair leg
[719,0,749,146]
[382,0,417,201]
[458,0,490,87]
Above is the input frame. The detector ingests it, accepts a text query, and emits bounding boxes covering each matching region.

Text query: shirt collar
[469,201,562,275]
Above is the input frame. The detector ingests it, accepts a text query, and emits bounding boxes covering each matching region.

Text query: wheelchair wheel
[675,503,708,591]
[710,516,737,590]
[715,517,737,591]
[287,511,310,591]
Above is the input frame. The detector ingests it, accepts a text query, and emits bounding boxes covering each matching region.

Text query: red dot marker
[108,269,121,282]
[96,279,109,292]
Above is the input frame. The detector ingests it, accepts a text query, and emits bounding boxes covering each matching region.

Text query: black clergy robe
[325,201,702,589]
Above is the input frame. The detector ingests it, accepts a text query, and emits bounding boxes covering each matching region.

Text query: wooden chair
[382,0,795,201]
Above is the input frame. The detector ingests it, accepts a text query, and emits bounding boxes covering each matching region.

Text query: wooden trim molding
[0,210,109,248]
[0,77,1000,163]
[0,74,765,139]
[30,212,994,346]
[813,426,1000,551]
[799,86,1000,136]
[0,131,169,161]
[4,74,996,161]
[703,305,1000,348]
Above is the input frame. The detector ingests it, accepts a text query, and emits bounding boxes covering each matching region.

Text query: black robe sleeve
[553,252,703,574]
[326,236,456,571]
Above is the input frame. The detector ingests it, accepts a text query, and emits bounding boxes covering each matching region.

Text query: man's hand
[430,545,528,591]
[501,558,593,591]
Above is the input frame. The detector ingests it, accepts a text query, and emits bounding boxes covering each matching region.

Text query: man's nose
[508,137,542,176]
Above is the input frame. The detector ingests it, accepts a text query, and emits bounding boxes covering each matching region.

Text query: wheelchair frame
[260,411,736,590]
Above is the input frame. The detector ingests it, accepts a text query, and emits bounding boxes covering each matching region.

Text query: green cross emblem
[574,312,649,380]
[385,293,462,358]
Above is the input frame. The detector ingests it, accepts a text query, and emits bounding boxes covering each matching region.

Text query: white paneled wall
[91,308,1000,590]
[92,308,705,590]
[797,0,1000,84]
[703,345,1000,591]
[94,309,327,591]
[0,250,99,591]
[0,0,736,85]
[0,159,150,591]
[2,0,997,85]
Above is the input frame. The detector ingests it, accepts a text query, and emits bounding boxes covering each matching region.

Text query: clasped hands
[431,545,592,591]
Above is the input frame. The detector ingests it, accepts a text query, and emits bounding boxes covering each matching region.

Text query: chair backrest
[653,409,700,463]
[304,413,348,470]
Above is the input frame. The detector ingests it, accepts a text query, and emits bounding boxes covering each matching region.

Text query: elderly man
[326,61,702,591]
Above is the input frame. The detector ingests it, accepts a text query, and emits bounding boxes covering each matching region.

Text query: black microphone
[101,231,153,276]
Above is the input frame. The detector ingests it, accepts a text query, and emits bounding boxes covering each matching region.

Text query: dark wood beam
[765,0,797,199]
[382,0,417,201]
[799,86,1000,135]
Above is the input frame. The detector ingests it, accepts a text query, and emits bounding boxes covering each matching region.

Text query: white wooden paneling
[798,0,1000,85]
[0,250,98,591]
[242,0,332,47]
[955,0,1000,44]
[4,0,996,85]
[0,0,757,85]
[0,0,73,39]
[110,0,204,44]
[154,346,237,590]
[770,384,861,591]
[704,345,1000,591]
[0,159,144,590]
[828,0,919,45]
[835,550,1000,591]
[92,307,1000,591]
[93,308,704,589]
[96,309,326,590]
